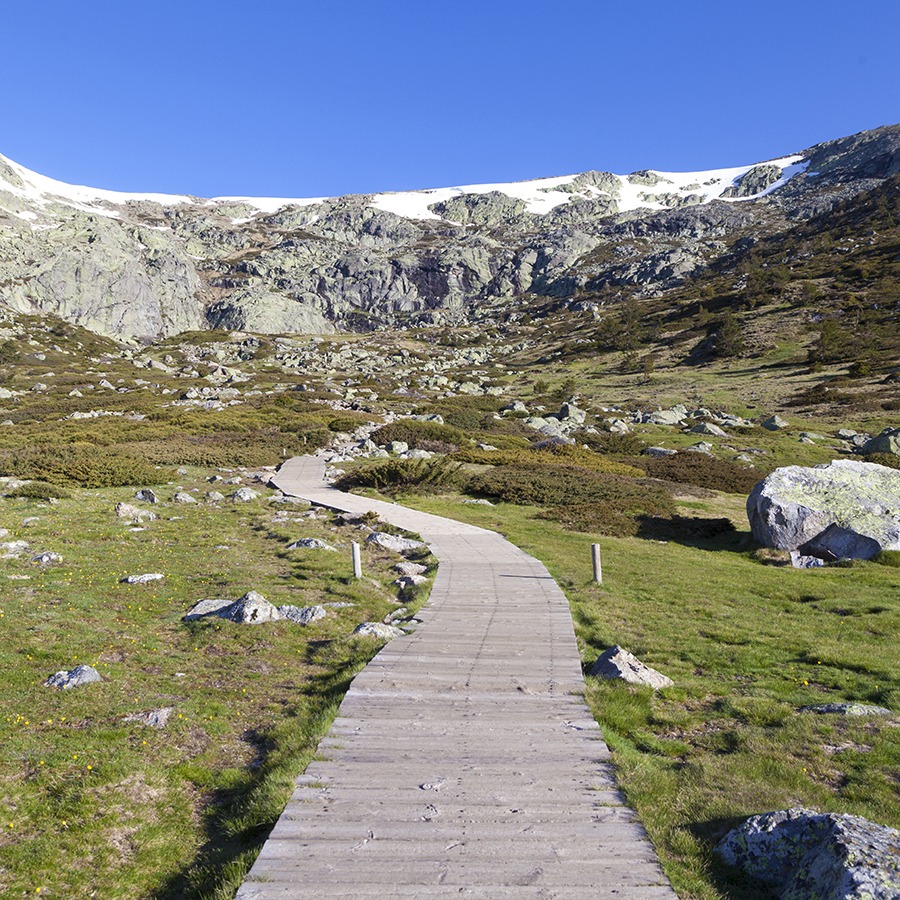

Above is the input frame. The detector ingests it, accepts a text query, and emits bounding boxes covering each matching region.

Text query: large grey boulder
[862,426,900,456]
[716,808,900,899]
[747,460,900,560]
[589,646,673,690]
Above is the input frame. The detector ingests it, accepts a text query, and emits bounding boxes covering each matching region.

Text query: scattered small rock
[120,573,164,585]
[206,490,225,502]
[352,622,404,640]
[32,551,63,565]
[116,502,156,523]
[802,702,893,717]
[124,707,173,728]
[366,532,425,553]
[279,605,327,625]
[172,491,197,504]
[45,664,102,690]
[1,540,30,558]
[394,561,427,577]
[287,537,337,551]
[135,489,158,504]
[589,645,674,690]
[231,487,259,502]
[760,414,790,431]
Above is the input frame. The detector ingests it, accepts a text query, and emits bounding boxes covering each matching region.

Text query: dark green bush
[335,458,469,495]
[629,452,763,494]
[581,432,647,456]
[5,480,72,500]
[2,445,166,488]
[538,503,649,537]
[864,453,900,470]
[470,463,674,515]
[372,420,471,451]
[454,446,643,477]
[874,550,900,568]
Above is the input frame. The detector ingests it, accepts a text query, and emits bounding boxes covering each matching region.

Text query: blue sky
[3,0,898,198]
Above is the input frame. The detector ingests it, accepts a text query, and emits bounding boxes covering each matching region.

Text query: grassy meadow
[0,312,896,898]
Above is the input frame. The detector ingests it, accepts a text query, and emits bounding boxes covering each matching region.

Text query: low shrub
[864,452,900,470]
[581,432,647,456]
[629,452,763,494]
[371,420,471,451]
[470,463,674,515]
[454,445,643,477]
[335,458,470,495]
[538,503,649,537]
[5,480,72,500]
[1,445,166,488]
[874,550,900,568]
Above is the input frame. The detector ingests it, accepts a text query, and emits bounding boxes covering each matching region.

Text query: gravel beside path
[237,455,676,898]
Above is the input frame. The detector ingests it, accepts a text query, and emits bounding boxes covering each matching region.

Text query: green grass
[396,491,899,899]
[0,473,435,898]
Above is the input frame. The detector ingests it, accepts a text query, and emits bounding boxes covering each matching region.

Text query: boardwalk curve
[237,455,677,899]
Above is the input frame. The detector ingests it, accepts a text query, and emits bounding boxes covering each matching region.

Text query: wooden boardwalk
[236,456,676,899]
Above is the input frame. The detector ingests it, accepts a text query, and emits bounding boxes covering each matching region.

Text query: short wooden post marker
[351,541,362,579]
[591,542,602,584]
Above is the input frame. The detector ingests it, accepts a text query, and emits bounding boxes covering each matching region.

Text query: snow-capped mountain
[0,125,897,338]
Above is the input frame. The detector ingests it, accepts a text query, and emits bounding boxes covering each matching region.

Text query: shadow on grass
[155,641,375,900]
[635,515,754,552]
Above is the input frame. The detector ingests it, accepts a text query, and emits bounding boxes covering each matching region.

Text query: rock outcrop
[2,126,899,338]
[716,808,900,900]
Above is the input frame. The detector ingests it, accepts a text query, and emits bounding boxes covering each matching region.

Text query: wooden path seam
[235,455,677,898]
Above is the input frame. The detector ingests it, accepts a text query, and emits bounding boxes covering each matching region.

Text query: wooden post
[591,543,602,584]
[351,541,362,579]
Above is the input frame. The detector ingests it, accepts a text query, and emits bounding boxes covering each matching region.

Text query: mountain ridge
[0,124,898,339]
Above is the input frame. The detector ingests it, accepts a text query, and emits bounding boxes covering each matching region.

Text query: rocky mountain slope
[0,125,898,339]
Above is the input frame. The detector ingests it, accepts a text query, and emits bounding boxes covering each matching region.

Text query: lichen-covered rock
[45,664,102,690]
[747,460,900,560]
[115,502,156,523]
[120,573,164,585]
[279,604,327,625]
[716,808,900,899]
[231,487,259,502]
[802,703,893,717]
[589,646,673,690]
[287,537,337,551]
[352,622,404,640]
[124,707,173,728]
[862,426,900,457]
[366,532,425,553]
[218,591,282,624]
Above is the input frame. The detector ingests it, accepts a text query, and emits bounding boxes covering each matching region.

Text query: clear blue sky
[3,0,898,198]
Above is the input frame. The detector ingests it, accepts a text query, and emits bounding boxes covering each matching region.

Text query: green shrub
[1,445,166,488]
[538,503,649,537]
[629,452,763,494]
[874,550,900,568]
[864,452,900,470]
[328,415,368,433]
[5,480,72,500]
[335,458,469,495]
[581,432,647,456]
[454,445,644,477]
[372,420,471,451]
[470,463,674,515]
